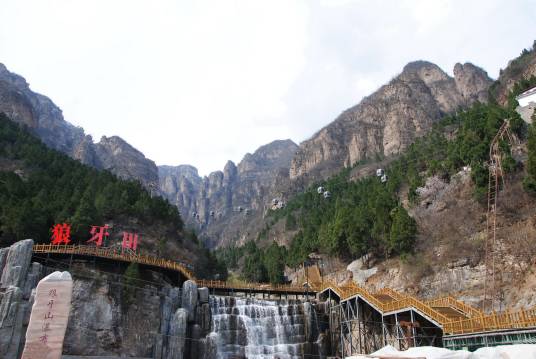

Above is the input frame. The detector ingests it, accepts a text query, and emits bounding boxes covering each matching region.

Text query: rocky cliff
[159,140,298,247]
[289,61,492,181]
[0,63,158,190]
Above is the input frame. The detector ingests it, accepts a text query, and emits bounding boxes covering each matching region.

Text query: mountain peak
[402,60,442,72]
[453,62,493,103]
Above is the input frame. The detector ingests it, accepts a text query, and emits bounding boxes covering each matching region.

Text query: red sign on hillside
[87,225,110,247]
[122,232,139,251]
[50,223,71,245]
[48,223,141,250]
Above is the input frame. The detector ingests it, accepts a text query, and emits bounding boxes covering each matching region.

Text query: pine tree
[388,206,416,255]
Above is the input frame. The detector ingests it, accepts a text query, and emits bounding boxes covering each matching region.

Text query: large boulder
[0,239,34,289]
[155,286,181,359]
[181,280,198,322]
[198,287,209,303]
[0,247,9,276]
[347,257,378,286]
[0,286,25,359]
[165,308,188,359]
[22,262,42,299]
[197,302,212,334]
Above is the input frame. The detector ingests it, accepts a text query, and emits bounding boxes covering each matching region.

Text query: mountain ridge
[289,60,493,182]
[0,63,159,190]
[3,49,530,248]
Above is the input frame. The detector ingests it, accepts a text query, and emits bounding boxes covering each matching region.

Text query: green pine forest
[0,113,185,247]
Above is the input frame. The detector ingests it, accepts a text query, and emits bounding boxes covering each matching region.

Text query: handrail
[319,279,536,335]
[376,287,406,301]
[33,244,314,295]
[427,296,483,318]
[195,279,310,294]
[33,244,195,280]
[34,244,536,335]
[319,280,453,329]
[443,307,536,335]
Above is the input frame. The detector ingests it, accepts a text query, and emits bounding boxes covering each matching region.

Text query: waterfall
[209,296,319,359]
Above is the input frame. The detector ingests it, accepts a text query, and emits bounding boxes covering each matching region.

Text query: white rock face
[347,258,378,286]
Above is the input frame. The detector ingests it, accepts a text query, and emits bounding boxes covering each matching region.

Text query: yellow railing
[195,279,311,294]
[319,280,462,332]
[427,296,483,318]
[33,244,195,280]
[444,307,536,335]
[318,280,536,335]
[33,245,313,295]
[35,244,536,335]
[376,287,406,301]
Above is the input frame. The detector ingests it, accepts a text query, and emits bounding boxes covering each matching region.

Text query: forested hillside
[0,113,226,278]
[217,76,536,284]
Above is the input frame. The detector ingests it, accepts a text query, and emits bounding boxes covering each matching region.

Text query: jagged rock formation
[289,61,492,181]
[159,139,298,247]
[0,63,158,190]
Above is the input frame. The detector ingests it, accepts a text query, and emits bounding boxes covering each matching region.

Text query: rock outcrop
[159,139,298,247]
[0,239,40,359]
[94,136,159,192]
[289,61,492,182]
[0,63,158,190]
[165,308,188,359]
[491,42,536,106]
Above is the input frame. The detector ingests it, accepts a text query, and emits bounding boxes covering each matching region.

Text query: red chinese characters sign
[122,232,139,250]
[50,223,71,245]
[49,223,140,250]
[87,225,110,246]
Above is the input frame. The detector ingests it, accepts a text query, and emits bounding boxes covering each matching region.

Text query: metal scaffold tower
[483,120,516,313]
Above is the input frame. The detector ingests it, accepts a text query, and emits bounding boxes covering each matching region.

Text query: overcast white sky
[1,0,535,175]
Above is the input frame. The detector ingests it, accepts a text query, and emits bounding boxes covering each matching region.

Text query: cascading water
[209,296,321,359]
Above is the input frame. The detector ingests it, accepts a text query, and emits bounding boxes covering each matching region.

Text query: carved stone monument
[21,271,73,359]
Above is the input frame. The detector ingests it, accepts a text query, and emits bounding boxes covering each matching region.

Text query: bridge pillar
[381,315,386,347]
[410,310,416,347]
